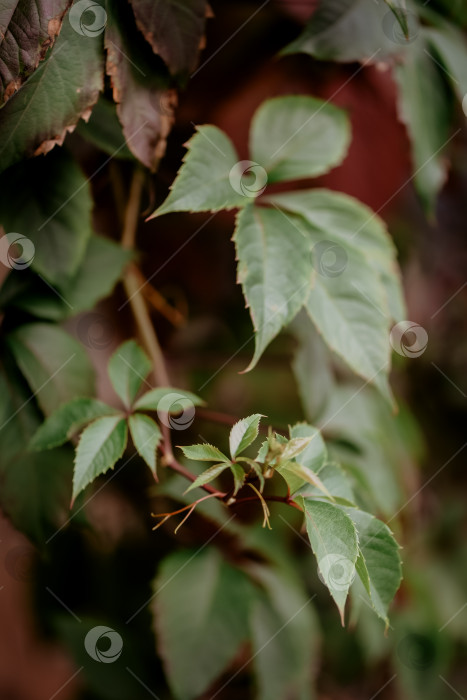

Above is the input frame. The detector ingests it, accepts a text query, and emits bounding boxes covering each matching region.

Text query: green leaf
[104,0,174,171]
[384,1,410,39]
[0,149,93,287]
[185,463,230,494]
[249,563,318,700]
[72,415,128,502]
[250,95,350,183]
[289,423,327,472]
[282,0,406,63]
[266,188,405,323]
[233,204,312,371]
[229,413,263,459]
[305,242,393,404]
[128,413,162,476]
[0,235,132,321]
[180,443,229,463]
[152,547,253,700]
[394,36,453,213]
[237,457,265,492]
[151,126,247,217]
[108,340,152,408]
[0,357,73,546]
[0,1,71,106]
[295,462,356,505]
[0,4,104,174]
[134,387,204,412]
[30,398,118,450]
[279,436,313,462]
[229,462,246,495]
[129,0,207,76]
[278,460,333,499]
[300,498,358,624]
[7,323,95,416]
[425,24,467,102]
[346,508,402,623]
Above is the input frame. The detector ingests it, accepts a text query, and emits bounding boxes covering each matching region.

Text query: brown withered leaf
[105,0,176,171]
[129,0,208,77]
[0,0,73,106]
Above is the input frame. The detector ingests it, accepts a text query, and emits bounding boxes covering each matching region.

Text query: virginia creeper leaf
[129,0,208,76]
[152,547,253,700]
[151,126,247,217]
[229,462,246,495]
[300,498,358,624]
[0,3,104,173]
[289,423,327,472]
[250,95,350,183]
[108,340,152,408]
[30,397,118,450]
[185,463,230,493]
[229,413,263,459]
[73,415,128,501]
[7,323,95,416]
[180,443,229,463]
[128,413,162,476]
[233,204,312,371]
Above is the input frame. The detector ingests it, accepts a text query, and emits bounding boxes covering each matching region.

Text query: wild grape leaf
[0,149,93,287]
[0,0,72,106]
[282,0,406,63]
[299,498,358,623]
[129,0,208,76]
[229,414,263,459]
[233,204,312,371]
[267,189,405,322]
[151,126,246,217]
[180,443,229,463]
[152,547,253,700]
[30,397,118,450]
[7,323,95,416]
[0,5,104,173]
[134,387,204,412]
[0,356,73,546]
[73,415,128,501]
[346,508,402,623]
[0,235,132,320]
[105,0,175,171]
[394,36,453,213]
[128,413,161,476]
[250,95,350,183]
[108,340,152,408]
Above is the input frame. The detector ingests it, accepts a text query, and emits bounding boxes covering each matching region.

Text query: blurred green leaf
[108,340,152,408]
[128,413,162,476]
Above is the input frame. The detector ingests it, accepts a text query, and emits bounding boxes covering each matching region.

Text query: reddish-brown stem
[232,495,303,511]
[165,455,227,497]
